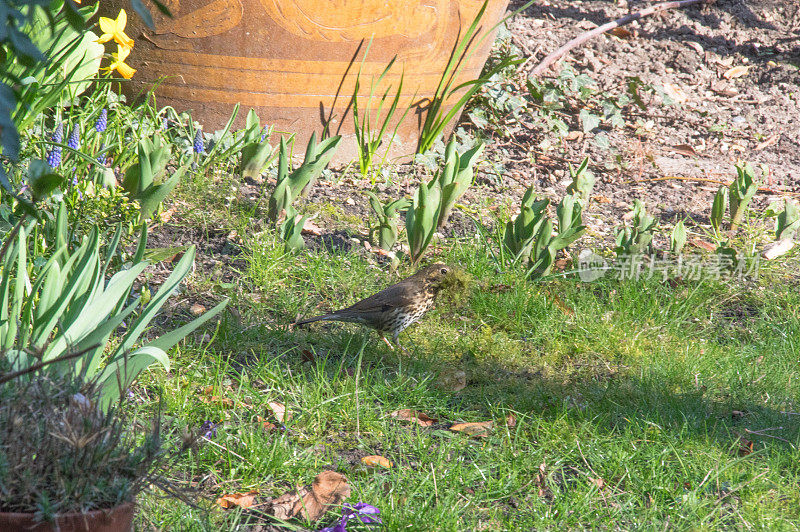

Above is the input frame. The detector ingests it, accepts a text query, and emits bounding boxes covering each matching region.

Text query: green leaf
[98,346,170,408]
[113,246,197,357]
[31,229,100,348]
[28,159,64,201]
[43,262,149,362]
[671,220,687,254]
[146,298,228,352]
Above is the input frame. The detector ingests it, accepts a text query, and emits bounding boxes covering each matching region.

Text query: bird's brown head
[416,262,452,291]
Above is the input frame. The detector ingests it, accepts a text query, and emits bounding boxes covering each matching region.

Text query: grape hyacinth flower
[95,108,108,132]
[46,122,64,168]
[200,420,217,439]
[162,117,169,131]
[67,125,80,150]
[193,128,204,154]
[97,143,107,165]
[318,502,382,532]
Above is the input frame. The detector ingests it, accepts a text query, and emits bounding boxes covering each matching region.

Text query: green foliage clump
[406,139,484,265]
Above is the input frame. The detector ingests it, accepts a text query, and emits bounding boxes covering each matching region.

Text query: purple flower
[318,502,381,532]
[200,420,217,439]
[318,524,346,532]
[162,118,169,131]
[260,126,269,142]
[46,122,64,168]
[67,125,80,150]
[95,108,108,132]
[52,122,64,143]
[344,503,381,525]
[97,143,106,165]
[193,129,204,154]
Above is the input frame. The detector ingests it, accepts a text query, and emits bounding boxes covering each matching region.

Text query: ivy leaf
[579,109,601,133]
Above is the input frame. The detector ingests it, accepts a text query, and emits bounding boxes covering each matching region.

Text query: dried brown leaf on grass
[534,462,551,499]
[216,490,259,509]
[689,238,716,252]
[268,401,291,423]
[389,409,438,427]
[504,413,517,428]
[361,455,393,468]
[723,65,750,79]
[271,471,351,521]
[198,385,234,408]
[735,436,754,456]
[450,421,494,438]
[671,144,698,157]
[302,218,323,236]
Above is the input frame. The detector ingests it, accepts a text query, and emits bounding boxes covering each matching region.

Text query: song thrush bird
[294,263,452,349]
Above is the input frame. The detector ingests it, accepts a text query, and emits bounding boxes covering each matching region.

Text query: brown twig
[530,0,712,77]
[0,344,100,386]
[626,176,729,186]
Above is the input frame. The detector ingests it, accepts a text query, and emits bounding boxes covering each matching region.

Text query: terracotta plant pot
[0,501,134,532]
[102,0,510,161]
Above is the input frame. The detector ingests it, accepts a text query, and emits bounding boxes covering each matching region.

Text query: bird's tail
[294,314,334,327]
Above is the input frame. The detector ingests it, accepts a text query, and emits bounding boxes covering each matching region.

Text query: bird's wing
[341,281,420,314]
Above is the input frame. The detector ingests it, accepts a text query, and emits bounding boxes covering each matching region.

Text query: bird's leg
[380,333,395,351]
[393,333,408,353]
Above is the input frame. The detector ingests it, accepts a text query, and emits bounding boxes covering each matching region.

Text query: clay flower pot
[103,0,510,161]
[0,501,134,532]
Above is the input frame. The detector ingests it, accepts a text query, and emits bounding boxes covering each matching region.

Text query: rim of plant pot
[0,500,135,532]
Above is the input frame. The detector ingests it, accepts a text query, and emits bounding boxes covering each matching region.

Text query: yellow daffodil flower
[103,45,137,79]
[97,9,135,50]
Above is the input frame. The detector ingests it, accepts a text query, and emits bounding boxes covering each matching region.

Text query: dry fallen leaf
[389,409,438,427]
[723,65,750,80]
[593,194,612,204]
[534,462,551,499]
[256,415,278,432]
[216,490,259,509]
[189,303,206,316]
[608,27,633,39]
[268,401,290,423]
[689,238,717,252]
[553,257,570,272]
[199,386,234,408]
[546,291,574,316]
[301,218,323,236]
[736,436,754,456]
[589,477,606,489]
[755,133,780,151]
[685,41,704,54]
[271,471,351,521]
[662,82,688,104]
[505,413,517,428]
[762,238,795,260]
[671,144,698,157]
[450,421,494,438]
[361,455,393,468]
[160,206,177,223]
[300,349,316,363]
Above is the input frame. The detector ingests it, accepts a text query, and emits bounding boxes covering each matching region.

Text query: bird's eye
[440,267,448,275]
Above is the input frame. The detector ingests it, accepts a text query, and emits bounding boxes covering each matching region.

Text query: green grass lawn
[133,199,800,530]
